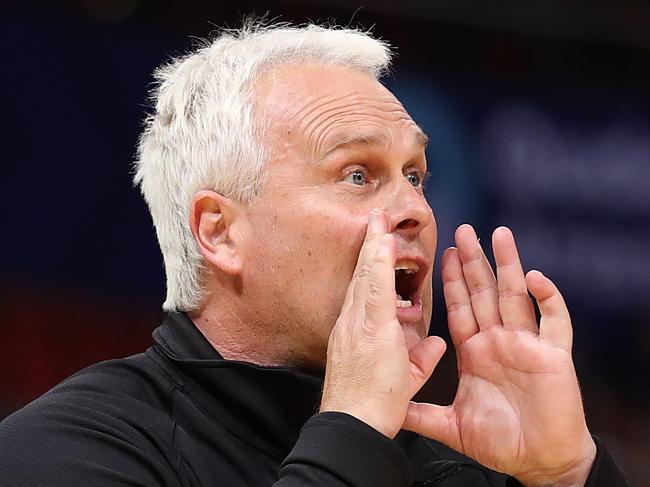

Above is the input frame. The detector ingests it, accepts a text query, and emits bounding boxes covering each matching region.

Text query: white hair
[133,20,393,311]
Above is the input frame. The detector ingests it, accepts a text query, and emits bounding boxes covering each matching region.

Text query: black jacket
[0,313,626,486]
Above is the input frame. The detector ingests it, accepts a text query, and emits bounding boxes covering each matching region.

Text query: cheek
[246,199,368,300]
[288,208,367,287]
[425,210,438,251]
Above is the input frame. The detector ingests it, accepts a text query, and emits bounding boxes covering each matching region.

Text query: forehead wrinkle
[316,116,427,164]
[292,92,407,140]
[287,92,398,138]
[284,91,362,133]
[300,98,397,143]
[305,100,412,158]
[314,119,392,160]
[310,104,414,159]
[310,108,393,155]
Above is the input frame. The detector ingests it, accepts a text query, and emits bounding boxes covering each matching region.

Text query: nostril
[396,218,419,230]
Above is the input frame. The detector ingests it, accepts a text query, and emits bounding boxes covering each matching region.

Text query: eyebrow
[318,126,429,161]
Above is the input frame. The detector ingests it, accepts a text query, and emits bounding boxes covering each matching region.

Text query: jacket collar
[152,312,325,457]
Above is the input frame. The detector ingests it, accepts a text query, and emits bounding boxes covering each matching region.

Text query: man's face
[239,62,437,368]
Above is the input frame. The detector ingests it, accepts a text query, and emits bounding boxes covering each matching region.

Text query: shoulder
[0,351,183,486]
[10,350,177,432]
[50,349,176,407]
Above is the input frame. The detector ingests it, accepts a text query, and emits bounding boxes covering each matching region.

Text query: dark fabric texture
[0,312,627,486]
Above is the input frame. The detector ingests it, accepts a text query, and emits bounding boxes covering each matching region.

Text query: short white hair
[133,20,393,311]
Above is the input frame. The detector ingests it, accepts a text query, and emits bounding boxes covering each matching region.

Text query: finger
[455,224,502,330]
[526,270,573,351]
[492,227,537,333]
[364,233,397,327]
[408,336,446,397]
[442,247,479,347]
[343,209,389,314]
[403,402,460,452]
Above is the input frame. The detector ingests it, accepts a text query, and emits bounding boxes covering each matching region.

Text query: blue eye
[406,172,421,187]
[345,170,367,186]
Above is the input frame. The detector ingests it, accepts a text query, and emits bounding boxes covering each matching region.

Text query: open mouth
[394,259,424,308]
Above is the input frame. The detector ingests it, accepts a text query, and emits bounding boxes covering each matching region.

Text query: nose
[386,179,434,238]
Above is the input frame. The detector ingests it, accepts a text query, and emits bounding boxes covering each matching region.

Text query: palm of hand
[403,225,594,485]
[452,327,582,476]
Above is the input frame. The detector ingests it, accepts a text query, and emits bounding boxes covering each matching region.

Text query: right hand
[319,209,446,439]
[402,226,596,486]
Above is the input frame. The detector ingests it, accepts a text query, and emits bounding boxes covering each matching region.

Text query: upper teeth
[395,260,419,274]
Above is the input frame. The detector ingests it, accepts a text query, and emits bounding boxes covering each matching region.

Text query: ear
[190,190,246,276]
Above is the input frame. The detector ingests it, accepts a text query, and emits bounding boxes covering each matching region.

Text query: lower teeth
[396,299,412,308]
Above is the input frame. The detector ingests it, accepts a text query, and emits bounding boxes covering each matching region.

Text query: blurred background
[1,0,648,483]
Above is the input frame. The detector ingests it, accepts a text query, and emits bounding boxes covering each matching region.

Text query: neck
[189,315,275,367]
[188,272,328,369]
[188,290,297,367]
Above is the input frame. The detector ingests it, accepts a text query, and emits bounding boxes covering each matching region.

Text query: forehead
[254,63,422,157]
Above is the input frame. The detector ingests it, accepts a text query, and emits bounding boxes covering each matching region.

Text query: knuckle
[498,288,529,299]
[446,301,471,314]
[364,227,379,243]
[359,321,376,340]
[467,282,496,295]
[354,264,372,281]
[465,248,484,262]
[367,280,384,300]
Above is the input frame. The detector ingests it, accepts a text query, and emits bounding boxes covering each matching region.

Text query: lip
[394,251,430,323]
[395,292,423,323]
[395,252,430,294]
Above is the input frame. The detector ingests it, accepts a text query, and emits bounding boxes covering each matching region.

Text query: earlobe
[190,190,244,276]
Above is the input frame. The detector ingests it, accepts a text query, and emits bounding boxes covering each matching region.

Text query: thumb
[403,402,460,451]
[408,336,446,397]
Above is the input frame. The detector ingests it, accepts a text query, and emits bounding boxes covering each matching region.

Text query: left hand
[403,225,597,487]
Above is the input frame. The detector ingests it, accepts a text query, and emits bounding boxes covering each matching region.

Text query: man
[0,22,626,486]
